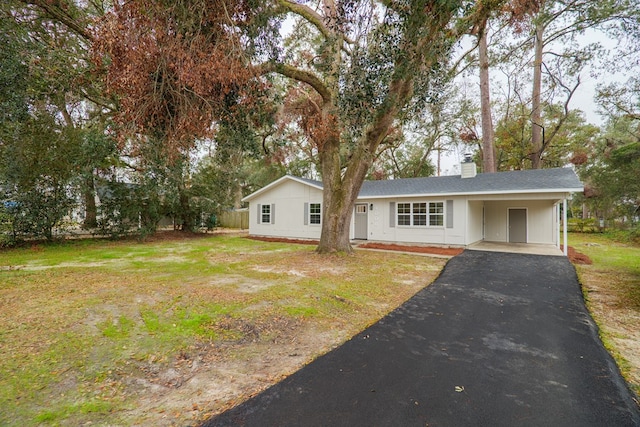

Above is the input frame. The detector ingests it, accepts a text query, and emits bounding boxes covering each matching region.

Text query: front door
[508,208,527,243]
[354,204,368,240]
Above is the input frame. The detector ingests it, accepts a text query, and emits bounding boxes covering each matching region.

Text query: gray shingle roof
[287,168,583,199]
[358,167,583,198]
[295,176,324,188]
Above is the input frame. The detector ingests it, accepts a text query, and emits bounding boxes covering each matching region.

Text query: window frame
[261,204,271,224]
[413,202,427,226]
[396,201,445,228]
[397,202,411,226]
[428,201,444,227]
[309,202,321,225]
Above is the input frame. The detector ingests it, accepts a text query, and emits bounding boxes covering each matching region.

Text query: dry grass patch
[570,233,640,398]
[0,233,446,426]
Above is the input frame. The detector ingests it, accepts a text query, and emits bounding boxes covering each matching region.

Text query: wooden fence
[217,209,249,230]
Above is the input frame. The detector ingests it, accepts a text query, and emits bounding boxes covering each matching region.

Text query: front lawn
[0,232,446,426]
[570,232,640,396]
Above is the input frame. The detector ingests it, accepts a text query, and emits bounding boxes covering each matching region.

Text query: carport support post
[563,198,568,256]
[556,203,561,250]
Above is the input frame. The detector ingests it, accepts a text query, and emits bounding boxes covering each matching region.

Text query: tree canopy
[92,0,511,252]
[2,0,640,245]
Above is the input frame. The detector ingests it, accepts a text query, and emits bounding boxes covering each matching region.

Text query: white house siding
[244,176,578,249]
[248,180,324,240]
[482,199,556,244]
[467,200,484,245]
[355,196,467,246]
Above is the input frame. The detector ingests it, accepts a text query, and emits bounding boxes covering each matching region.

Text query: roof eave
[357,187,584,200]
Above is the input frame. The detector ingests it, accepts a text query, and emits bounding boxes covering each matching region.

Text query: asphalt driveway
[203,251,640,427]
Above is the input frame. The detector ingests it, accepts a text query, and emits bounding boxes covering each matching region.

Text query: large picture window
[397,202,444,227]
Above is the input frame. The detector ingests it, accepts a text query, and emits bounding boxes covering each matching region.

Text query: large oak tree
[267,1,500,253]
[93,0,508,253]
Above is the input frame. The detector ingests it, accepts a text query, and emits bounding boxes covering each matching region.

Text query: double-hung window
[261,204,271,224]
[304,202,321,225]
[413,203,427,226]
[309,203,321,225]
[397,203,411,226]
[428,202,444,226]
[257,204,275,224]
[396,201,444,227]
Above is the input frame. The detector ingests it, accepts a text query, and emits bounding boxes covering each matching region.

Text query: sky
[280,7,633,177]
[433,27,631,176]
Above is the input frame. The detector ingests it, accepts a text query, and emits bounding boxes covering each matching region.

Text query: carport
[467,192,571,256]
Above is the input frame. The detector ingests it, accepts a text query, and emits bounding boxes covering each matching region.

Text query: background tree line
[1,0,639,248]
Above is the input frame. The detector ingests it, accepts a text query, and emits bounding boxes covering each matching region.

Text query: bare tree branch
[257,62,332,104]
[543,75,581,150]
[277,0,333,40]
[21,0,93,41]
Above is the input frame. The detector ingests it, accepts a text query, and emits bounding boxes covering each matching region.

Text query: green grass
[0,233,446,426]
[570,232,640,269]
[98,315,136,339]
[35,399,119,425]
[570,232,640,309]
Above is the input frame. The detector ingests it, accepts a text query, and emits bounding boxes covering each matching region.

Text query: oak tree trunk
[316,76,408,254]
[83,175,98,228]
[316,134,372,254]
[179,190,193,231]
[317,180,357,254]
[316,162,372,254]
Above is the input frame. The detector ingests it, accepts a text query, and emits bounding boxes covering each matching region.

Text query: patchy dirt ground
[1,231,448,427]
[5,232,634,426]
[579,269,640,396]
[115,241,447,426]
[574,259,640,398]
[129,236,461,426]
[124,321,353,426]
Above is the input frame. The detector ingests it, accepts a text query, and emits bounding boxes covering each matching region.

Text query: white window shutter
[271,204,275,224]
[446,200,454,228]
[304,202,309,225]
[257,204,261,224]
[389,202,395,227]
